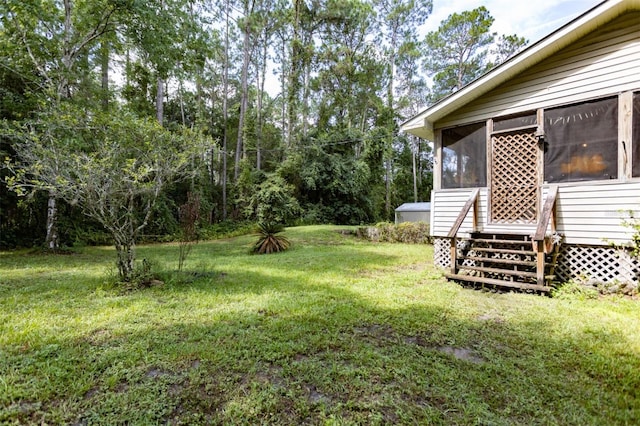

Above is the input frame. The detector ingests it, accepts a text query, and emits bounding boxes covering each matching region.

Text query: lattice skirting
[433,238,450,268]
[555,244,640,285]
[434,237,464,269]
[433,237,640,285]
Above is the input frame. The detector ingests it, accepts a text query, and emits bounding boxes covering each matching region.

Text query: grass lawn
[1,225,639,425]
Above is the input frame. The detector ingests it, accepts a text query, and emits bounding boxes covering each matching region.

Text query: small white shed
[394,202,431,224]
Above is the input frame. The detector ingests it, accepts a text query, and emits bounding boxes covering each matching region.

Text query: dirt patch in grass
[114,382,129,394]
[305,384,331,404]
[83,386,100,400]
[435,346,485,364]
[353,323,398,345]
[85,329,112,346]
[403,335,431,347]
[293,353,310,362]
[250,363,286,390]
[165,369,240,424]
[145,367,170,379]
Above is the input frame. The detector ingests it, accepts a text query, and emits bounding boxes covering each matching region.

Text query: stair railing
[533,185,559,287]
[447,188,480,275]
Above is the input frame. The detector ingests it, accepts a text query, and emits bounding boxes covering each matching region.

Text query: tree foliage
[5,105,207,282]
[0,0,529,252]
[423,6,527,102]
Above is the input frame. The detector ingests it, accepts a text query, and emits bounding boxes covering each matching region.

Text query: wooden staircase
[445,232,560,292]
[445,186,561,293]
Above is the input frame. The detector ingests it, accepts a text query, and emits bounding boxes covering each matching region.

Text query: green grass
[1,225,639,425]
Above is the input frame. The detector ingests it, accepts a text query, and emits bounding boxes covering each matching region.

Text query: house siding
[431,189,487,237]
[432,181,640,245]
[428,12,640,247]
[436,12,640,129]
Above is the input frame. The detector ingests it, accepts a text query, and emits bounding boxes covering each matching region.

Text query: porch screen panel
[632,92,640,177]
[544,97,618,183]
[441,122,486,188]
[493,112,537,132]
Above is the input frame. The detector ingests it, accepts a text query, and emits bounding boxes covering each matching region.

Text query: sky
[422,0,605,44]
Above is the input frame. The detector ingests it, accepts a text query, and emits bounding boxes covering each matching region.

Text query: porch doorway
[489,128,541,224]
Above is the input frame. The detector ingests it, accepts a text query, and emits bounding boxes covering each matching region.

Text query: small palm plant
[252,222,290,254]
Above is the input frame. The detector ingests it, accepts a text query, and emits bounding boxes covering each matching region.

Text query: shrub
[551,274,638,299]
[252,222,291,254]
[249,175,300,225]
[551,277,600,300]
[358,222,432,244]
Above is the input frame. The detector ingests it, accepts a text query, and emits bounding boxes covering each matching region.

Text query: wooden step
[471,247,535,256]
[470,238,532,246]
[457,265,555,280]
[469,229,535,241]
[445,273,552,292]
[459,255,536,267]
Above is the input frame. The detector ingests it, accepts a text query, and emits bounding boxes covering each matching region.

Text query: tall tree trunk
[287,0,302,148]
[156,76,164,125]
[101,41,109,110]
[280,35,287,151]
[45,192,58,249]
[302,51,311,137]
[385,159,391,219]
[384,30,398,220]
[179,79,186,125]
[256,31,268,171]
[235,14,251,181]
[221,0,230,219]
[256,71,262,171]
[45,0,74,249]
[412,137,418,202]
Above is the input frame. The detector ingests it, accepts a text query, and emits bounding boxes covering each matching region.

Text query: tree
[423,6,496,101]
[249,174,300,224]
[373,0,432,219]
[313,0,383,130]
[279,128,381,225]
[6,107,207,282]
[490,34,527,66]
[2,0,126,249]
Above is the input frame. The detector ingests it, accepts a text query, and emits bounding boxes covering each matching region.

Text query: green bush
[249,174,300,225]
[358,222,432,244]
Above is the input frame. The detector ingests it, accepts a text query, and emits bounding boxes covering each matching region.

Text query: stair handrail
[447,188,480,238]
[533,185,559,287]
[447,188,479,275]
[533,185,559,241]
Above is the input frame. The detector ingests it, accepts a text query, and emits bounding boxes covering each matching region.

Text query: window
[441,122,486,188]
[544,97,618,183]
[632,92,640,177]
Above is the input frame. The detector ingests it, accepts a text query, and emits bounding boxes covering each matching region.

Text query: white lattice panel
[490,131,539,224]
[555,245,640,284]
[433,238,450,268]
[433,238,480,269]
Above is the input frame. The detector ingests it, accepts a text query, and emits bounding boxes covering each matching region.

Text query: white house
[401,0,640,292]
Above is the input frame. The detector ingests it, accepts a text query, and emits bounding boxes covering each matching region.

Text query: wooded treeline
[0,0,525,249]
